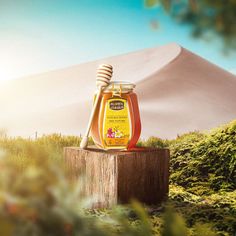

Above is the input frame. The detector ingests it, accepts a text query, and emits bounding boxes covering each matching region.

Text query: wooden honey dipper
[80,64,113,149]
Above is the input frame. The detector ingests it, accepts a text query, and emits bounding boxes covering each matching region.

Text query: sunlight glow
[0,70,11,81]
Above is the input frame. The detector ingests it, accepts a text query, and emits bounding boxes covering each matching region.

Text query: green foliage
[161,206,188,236]
[191,223,217,236]
[138,120,236,194]
[145,0,171,11]
[145,0,160,8]
[170,120,236,193]
[0,143,154,236]
[145,0,236,51]
[0,120,235,235]
[137,136,169,148]
[139,120,236,235]
[168,185,236,235]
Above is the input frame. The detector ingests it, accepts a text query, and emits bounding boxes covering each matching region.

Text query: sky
[0,0,236,81]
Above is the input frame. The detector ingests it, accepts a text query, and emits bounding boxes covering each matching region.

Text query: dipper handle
[80,64,113,149]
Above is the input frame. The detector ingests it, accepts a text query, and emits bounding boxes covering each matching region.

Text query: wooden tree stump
[64,147,170,208]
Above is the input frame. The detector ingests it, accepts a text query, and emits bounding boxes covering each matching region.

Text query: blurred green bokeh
[145,0,236,52]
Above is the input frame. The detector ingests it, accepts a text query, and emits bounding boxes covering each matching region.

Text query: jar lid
[103,81,135,93]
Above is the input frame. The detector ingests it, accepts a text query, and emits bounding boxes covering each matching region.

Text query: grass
[0,120,235,235]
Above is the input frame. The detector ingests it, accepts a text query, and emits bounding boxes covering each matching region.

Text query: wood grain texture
[64,147,169,208]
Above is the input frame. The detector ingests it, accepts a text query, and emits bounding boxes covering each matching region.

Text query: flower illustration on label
[107,128,124,138]
[107,128,115,138]
[115,130,123,138]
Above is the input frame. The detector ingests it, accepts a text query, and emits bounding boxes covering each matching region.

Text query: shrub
[137,136,169,148]
[170,120,236,193]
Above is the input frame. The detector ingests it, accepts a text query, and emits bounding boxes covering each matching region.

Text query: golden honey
[91,81,141,150]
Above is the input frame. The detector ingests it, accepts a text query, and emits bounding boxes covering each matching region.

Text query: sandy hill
[0,43,235,139]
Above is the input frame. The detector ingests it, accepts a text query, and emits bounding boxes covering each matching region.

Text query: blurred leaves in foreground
[0,140,153,236]
[0,120,236,235]
[145,0,236,52]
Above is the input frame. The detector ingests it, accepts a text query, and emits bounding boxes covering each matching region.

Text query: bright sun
[0,70,11,81]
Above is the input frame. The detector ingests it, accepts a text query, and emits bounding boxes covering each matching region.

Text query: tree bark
[64,147,169,208]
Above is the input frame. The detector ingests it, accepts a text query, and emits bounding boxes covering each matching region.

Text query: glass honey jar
[91,81,141,150]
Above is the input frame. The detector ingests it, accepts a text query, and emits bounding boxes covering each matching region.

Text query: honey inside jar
[91,81,141,150]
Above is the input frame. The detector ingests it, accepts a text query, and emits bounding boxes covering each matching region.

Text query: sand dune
[0,43,235,139]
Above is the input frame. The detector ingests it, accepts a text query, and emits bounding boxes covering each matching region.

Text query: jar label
[103,98,131,147]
